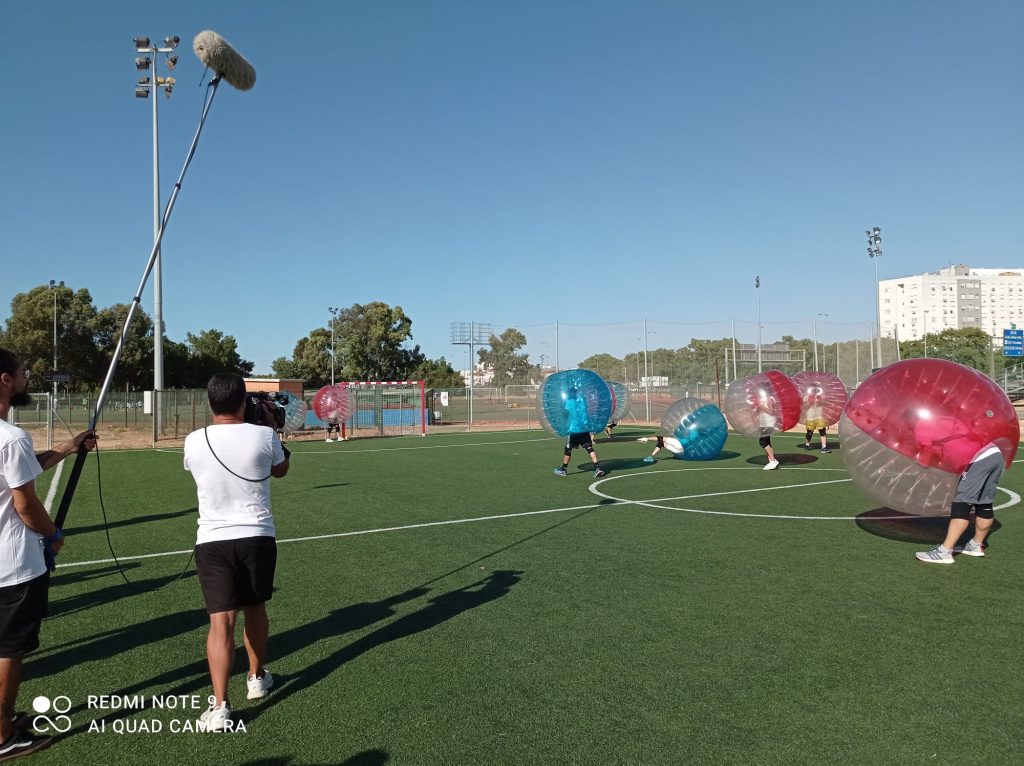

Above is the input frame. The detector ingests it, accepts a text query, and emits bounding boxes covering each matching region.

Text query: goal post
[331,380,426,438]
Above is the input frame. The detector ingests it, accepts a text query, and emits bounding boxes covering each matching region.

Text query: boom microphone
[193,30,256,90]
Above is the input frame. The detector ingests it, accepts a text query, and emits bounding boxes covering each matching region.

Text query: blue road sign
[1004,328,1024,356]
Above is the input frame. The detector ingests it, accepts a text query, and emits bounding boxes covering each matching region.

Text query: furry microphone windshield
[193,30,256,90]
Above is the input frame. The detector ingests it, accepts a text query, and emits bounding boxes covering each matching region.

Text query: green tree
[271,330,334,387]
[184,329,254,385]
[477,329,531,384]
[899,327,1001,373]
[411,356,465,388]
[91,303,154,390]
[579,353,626,382]
[1,284,100,391]
[336,302,423,381]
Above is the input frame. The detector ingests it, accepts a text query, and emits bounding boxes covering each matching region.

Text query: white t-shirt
[183,423,285,545]
[0,420,46,587]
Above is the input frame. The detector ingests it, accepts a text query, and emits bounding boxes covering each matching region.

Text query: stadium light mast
[134,35,179,410]
[812,313,828,372]
[866,226,882,368]
[643,320,653,422]
[48,280,63,401]
[328,306,340,384]
[755,276,762,373]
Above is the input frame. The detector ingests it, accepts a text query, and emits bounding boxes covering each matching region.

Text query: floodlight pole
[755,276,762,373]
[731,317,738,381]
[47,280,63,450]
[643,317,651,423]
[469,321,475,427]
[866,227,882,368]
[554,320,560,372]
[812,316,818,372]
[328,306,340,384]
[134,35,179,429]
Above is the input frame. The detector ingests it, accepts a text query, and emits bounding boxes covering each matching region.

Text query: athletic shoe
[915,546,954,564]
[636,437,650,443]
[643,456,655,463]
[325,437,332,442]
[247,669,274,700]
[955,539,986,557]
[820,448,831,454]
[335,437,343,442]
[594,468,606,477]
[763,460,780,471]
[0,731,53,760]
[553,467,567,477]
[10,712,30,731]
[198,702,232,732]
[800,443,811,450]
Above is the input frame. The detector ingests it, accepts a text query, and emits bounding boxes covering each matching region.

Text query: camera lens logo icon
[32,695,72,733]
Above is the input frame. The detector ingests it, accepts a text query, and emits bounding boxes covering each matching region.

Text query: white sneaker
[954,539,985,557]
[763,460,779,471]
[915,546,954,564]
[335,437,343,442]
[325,437,332,442]
[198,701,232,732]
[246,669,274,699]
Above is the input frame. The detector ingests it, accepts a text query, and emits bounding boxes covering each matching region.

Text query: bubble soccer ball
[282,395,308,434]
[661,398,728,461]
[537,369,613,436]
[839,358,1019,515]
[607,381,631,423]
[312,384,353,423]
[792,370,848,429]
[722,371,801,439]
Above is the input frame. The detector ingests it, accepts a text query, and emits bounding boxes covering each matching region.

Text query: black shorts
[0,572,50,658]
[195,536,277,614]
[566,432,593,450]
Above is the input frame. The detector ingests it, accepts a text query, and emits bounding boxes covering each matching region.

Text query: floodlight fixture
[163,35,180,49]
[135,87,149,99]
[134,36,151,51]
[166,55,178,71]
[135,57,151,70]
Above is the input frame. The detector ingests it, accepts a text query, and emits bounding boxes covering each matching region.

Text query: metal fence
[11,364,1022,447]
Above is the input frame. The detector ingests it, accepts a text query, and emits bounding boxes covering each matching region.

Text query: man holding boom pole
[0,348,95,761]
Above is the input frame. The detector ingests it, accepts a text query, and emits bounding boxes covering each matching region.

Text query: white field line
[43,460,63,512]
[55,502,614,569]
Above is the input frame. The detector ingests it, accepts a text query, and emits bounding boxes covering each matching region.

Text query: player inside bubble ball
[553,387,605,478]
[756,389,780,470]
[799,386,830,453]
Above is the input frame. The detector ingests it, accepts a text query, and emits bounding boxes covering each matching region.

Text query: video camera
[243,391,290,430]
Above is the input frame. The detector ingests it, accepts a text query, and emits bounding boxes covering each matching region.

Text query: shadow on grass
[855,508,1002,546]
[55,509,587,741]
[245,570,523,720]
[310,483,350,490]
[63,506,197,536]
[239,752,388,766]
[746,453,818,467]
[48,564,196,618]
[27,606,207,678]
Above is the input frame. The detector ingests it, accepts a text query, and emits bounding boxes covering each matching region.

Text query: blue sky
[2,0,1021,375]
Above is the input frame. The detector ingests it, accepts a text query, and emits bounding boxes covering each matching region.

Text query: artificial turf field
[24,426,1024,766]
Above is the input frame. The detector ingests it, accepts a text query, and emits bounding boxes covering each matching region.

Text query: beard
[10,389,32,407]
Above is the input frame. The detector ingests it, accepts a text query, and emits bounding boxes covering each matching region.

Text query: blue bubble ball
[537,369,613,436]
[661,398,728,461]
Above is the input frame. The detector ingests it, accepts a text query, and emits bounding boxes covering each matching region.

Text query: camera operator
[183,373,289,731]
